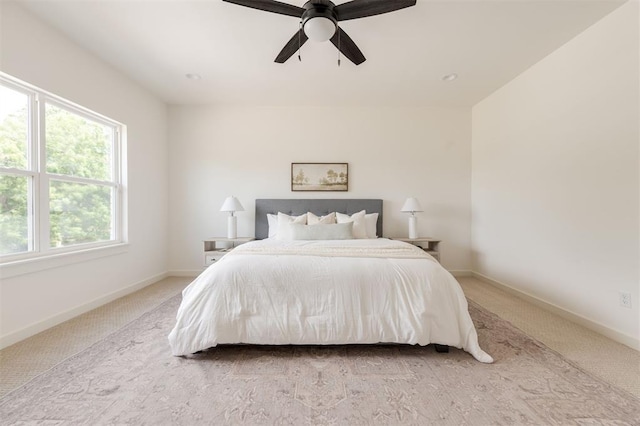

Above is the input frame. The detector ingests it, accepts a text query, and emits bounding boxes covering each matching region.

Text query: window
[0,73,125,262]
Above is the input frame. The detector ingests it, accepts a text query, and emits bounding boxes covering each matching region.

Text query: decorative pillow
[285,222,353,240]
[307,212,336,225]
[275,212,307,240]
[365,212,379,238]
[335,210,368,239]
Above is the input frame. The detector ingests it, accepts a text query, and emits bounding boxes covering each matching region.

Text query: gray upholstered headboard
[255,199,383,240]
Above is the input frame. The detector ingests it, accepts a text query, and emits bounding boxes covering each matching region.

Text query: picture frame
[291,163,348,192]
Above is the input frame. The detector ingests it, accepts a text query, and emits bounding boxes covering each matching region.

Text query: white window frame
[0,73,127,270]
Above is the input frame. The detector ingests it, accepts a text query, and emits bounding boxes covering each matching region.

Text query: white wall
[0,3,169,346]
[471,1,639,345]
[168,106,472,274]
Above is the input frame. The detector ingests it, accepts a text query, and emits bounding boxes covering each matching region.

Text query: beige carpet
[5,275,635,400]
[1,293,639,424]
[458,277,640,398]
[1,275,638,420]
[0,276,191,398]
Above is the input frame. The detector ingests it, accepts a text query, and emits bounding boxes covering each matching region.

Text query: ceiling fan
[222,0,417,65]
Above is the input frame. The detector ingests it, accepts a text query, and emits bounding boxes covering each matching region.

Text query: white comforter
[168,238,493,363]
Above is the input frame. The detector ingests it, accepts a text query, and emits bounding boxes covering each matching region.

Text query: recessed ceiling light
[442,73,458,82]
[185,73,202,81]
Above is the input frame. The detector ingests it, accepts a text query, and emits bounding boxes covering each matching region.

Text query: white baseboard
[449,270,472,277]
[168,269,201,278]
[0,271,169,350]
[471,271,640,351]
[6,267,635,353]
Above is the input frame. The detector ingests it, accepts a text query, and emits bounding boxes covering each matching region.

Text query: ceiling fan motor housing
[302,0,338,42]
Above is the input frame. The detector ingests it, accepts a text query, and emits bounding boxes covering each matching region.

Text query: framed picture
[291,163,348,192]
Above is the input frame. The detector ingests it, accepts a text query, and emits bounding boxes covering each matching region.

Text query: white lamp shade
[304,17,336,42]
[220,196,244,213]
[401,197,423,213]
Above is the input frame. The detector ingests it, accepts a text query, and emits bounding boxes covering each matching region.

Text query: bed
[168,199,492,363]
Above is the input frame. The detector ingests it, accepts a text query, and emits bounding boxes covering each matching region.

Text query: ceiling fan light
[304,17,336,42]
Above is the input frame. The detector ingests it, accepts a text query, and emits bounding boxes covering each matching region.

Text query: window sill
[0,243,130,279]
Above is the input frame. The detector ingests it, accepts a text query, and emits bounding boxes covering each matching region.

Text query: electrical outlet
[619,292,632,309]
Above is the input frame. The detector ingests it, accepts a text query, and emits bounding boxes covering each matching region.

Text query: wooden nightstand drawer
[204,251,229,266]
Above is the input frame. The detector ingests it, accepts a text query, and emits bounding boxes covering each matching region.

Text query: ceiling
[17,0,625,107]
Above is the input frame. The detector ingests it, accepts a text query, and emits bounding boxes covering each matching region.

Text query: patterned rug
[1,295,638,425]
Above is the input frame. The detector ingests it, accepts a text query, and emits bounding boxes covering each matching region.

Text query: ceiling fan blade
[335,0,416,21]
[330,27,366,65]
[222,0,304,18]
[275,29,309,63]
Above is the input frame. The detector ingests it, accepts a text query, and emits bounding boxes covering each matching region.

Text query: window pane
[0,174,29,255]
[45,104,113,180]
[49,180,112,247]
[0,86,29,169]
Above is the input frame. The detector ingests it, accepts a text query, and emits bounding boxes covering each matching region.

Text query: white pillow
[335,210,368,239]
[267,214,278,238]
[365,212,379,238]
[284,222,353,240]
[307,212,336,225]
[275,212,307,240]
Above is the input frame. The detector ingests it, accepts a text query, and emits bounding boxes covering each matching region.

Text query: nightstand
[203,237,254,267]
[391,237,441,262]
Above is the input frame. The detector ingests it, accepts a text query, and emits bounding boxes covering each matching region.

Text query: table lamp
[220,196,244,239]
[401,197,423,239]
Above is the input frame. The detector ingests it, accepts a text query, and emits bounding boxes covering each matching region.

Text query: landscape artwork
[291,163,348,192]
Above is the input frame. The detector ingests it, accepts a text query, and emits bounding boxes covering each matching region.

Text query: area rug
[1,296,638,425]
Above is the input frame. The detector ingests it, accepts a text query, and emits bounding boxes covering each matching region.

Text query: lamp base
[408,215,418,239]
[227,216,237,239]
